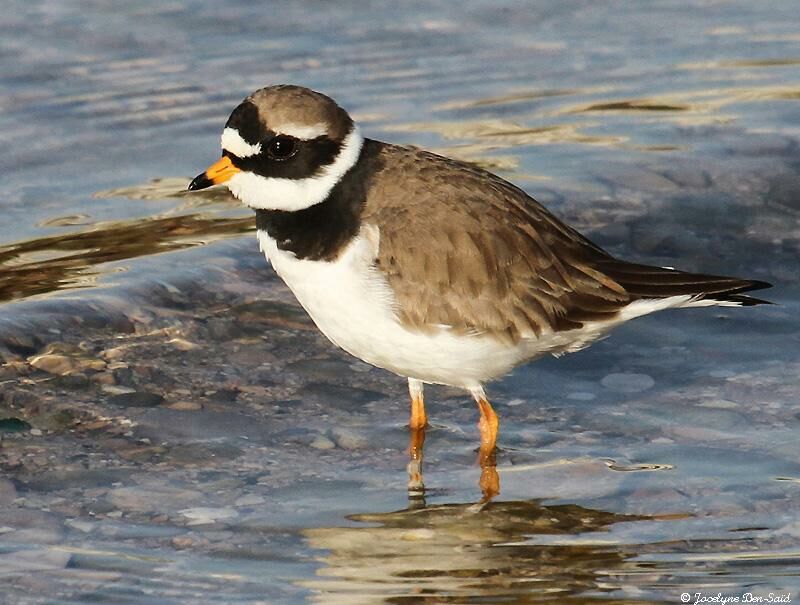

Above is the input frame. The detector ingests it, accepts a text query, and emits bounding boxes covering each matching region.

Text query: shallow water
[1,1,800,603]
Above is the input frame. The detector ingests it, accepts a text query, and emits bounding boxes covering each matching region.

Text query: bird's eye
[265,135,298,160]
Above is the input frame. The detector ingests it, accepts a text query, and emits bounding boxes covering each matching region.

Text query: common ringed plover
[189,85,771,496]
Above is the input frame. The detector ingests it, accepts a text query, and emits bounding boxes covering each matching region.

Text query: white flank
[681,296,745,308]
[227,126,364,212]
[256,228,747,386]
[221,127,261,158]
[547,294,738,356]
[257,227,537,388]
[619,294,745,316]
[617,295,694,320]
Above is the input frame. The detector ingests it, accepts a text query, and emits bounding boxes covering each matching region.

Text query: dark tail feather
[593,259,773,306]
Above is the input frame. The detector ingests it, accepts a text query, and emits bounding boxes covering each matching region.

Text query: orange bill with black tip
[188,155,241,191]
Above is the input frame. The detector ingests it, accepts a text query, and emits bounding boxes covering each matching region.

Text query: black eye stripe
[228,135,342,180]
[223,149,242,167]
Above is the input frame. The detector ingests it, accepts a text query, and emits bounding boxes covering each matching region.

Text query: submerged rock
[107,392,165,408]
[0,418,32,433]
[29,351,105,375]
[330,427,369,450]
[600,373,655,393]
[0,479,17,504]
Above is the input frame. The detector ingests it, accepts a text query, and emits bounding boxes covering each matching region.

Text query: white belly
[256,229,535,388]
[256,229,707,387]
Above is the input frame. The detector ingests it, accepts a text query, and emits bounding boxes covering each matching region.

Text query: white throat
[225,126,364,212]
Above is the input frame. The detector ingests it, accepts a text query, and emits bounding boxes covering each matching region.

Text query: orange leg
[408,378,428,430]
[476,396,499,451]
[407,378,427,495]
[471,386,500,502]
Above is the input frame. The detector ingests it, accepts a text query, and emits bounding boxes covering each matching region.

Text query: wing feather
[361,144,629,342]
[353,141,770,343]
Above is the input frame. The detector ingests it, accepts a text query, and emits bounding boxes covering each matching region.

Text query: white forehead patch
[221,127,261,158]
[226,126,363,212]
[275,122,328,140]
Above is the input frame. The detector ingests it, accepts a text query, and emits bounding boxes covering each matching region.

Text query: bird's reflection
[407,424,499,506]
[301,498,652,604]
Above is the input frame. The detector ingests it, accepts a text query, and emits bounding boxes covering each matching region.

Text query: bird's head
[189,85,362,211]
